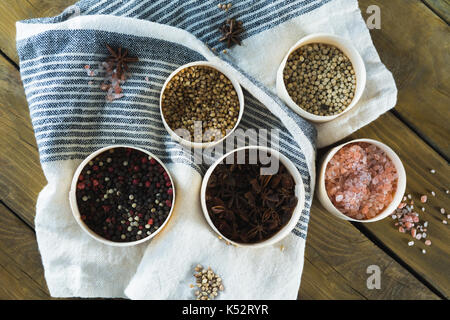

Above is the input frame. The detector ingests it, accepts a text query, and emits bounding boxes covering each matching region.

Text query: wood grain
[0,0,448,300]
[346,112,450,298]
[422,0,450,23]
[0,0,77,64]
[298,198,439,300]
[0,54,45,228]
[0,203,50,299]
[359,0,450,158]
[0,50,440,300]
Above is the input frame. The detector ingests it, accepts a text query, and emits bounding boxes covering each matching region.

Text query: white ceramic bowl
[200,146,305,248]
[160,61,245,149]
[69,145,176,246]
[317,138,406,223]
[276,33,366,123]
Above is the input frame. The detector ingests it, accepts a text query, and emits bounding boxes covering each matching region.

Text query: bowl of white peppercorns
[276,33,366,123]
[160,61,244,149]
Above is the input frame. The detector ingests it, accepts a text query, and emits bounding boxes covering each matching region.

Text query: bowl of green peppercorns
[160,61,244,148]
[276,33,366,123]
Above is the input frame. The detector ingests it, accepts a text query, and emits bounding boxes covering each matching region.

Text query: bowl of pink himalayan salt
[317,139,406,222]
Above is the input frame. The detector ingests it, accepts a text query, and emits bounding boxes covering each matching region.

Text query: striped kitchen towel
[16,0,396,299]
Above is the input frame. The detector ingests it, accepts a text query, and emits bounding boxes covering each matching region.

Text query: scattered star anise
[219,18,244,48]
[105,44,139,79]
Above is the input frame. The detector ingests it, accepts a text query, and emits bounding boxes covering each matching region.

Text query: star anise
[105,44,139,79]
[205,149,298,244]
[246,222,267,242]
[219,18,244,48]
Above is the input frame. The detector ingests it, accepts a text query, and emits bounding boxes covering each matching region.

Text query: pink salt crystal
[398,202,407,209]
[399,226,405,233]
[325,142,398,220]
[420,195,427,203]
[425,240,431,246]
[411,228,416,238]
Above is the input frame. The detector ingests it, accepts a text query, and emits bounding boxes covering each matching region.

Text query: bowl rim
[318,138,406,223]
[159,61,245,149]
[200,145,306,248]
[276,33,367,123]
[68,144,176,247]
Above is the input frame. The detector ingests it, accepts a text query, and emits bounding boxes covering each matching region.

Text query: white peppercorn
[283,43,356,116]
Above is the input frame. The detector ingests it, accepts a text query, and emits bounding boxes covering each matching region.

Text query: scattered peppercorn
[283,43,356,116]
[75,147,174,242]
[192,264,224,300]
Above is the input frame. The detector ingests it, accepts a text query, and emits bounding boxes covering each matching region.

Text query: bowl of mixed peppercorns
[69,145,175,246]
[160,61,244,148]
[276,33,366,123]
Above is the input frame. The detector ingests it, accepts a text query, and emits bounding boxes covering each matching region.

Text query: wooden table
[0,0,448,300]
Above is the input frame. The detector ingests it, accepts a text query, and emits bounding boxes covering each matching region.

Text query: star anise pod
[219,18,244,48]
[105,44,139,79]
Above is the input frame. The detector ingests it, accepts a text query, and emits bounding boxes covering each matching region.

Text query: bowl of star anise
[200,146,305,248]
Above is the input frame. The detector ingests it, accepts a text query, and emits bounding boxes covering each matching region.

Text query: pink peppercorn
[165,200,172,207]
[145,181,151,188]
[147,219,154,225]
[77,182,85,190]
[150,158,156,165]
[167,188,173,195]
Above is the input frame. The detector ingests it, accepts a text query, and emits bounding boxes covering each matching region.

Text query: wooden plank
[0,0,77,64]
[0,54,45,227]
[2,0,448,157]
[0,52,440,299]
[298,198,439,300]
[359,0,450,158]
[0,203,51,299]
[422,0,450,24]
[346,112,450,298]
